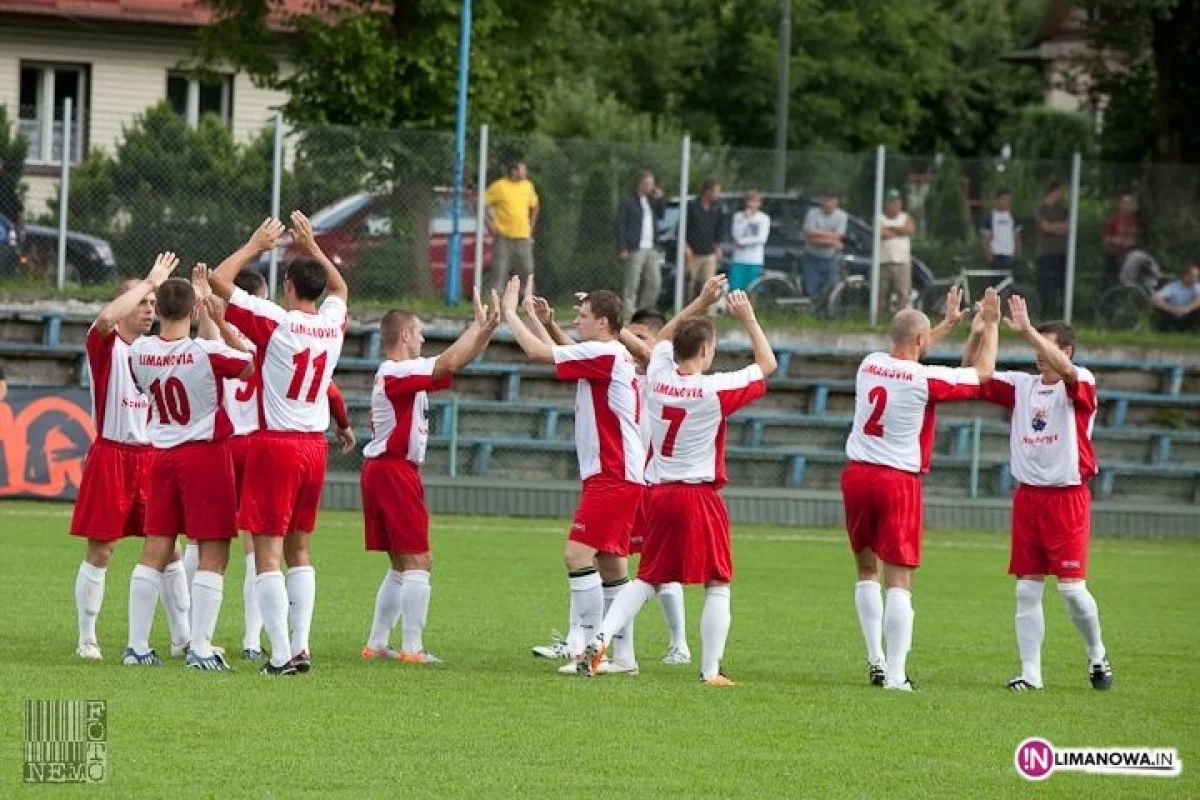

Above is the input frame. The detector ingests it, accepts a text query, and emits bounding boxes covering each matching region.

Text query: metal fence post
[268,111,284,299]
[674,134,691,314]
[1064,150,1082,324]
[445,0,473,307]
[474,123,488,294]
[55,97,72,291]
[968,416,982,499]
[869,143,885,327]
[448,395,460,478]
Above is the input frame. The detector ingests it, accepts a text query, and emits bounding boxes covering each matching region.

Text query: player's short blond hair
[380,309,420,351]
[890,308,930,345]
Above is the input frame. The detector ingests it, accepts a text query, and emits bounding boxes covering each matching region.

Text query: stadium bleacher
[3,309,1199,507]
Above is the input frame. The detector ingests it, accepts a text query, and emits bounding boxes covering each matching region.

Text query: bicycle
[917,258,1038,320]
[1093,250,1163,331]
[746,253,894,320]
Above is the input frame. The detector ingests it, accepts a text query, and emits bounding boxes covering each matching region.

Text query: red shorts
[629,494,652,555]
[841,461,924,568]
[144,442,238,540]
[362,457,430,554]
[69,439,151,541]
[228,433,254,510]
[568,476,644,557]
[637,483,732,585]
[238,431,328,536]
[1009,484,1091,579]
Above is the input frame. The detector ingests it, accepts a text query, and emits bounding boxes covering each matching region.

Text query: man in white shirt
[878,189,915,318]
[729,191,770,290]
[617,172,664,315]
[980,188,1021,270]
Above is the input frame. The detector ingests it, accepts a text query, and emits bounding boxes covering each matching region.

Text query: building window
[18,63,89,164]
[166,72,233,128]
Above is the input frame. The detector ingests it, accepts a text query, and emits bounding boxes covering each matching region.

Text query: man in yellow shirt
[486,160,539,294]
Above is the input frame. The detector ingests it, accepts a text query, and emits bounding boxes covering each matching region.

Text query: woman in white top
[878,188,916,318]
[729,191,771,290]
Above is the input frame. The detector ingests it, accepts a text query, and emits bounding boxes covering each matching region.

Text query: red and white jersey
[128,336,251,449]
[363,356,452,464]
[552,339,645,484]
[979,368,1098,486]
[224,288,347,433]
[845,352,981,474]
[222,333,260,437]
[85,325,150,445]
[645,342,767,486]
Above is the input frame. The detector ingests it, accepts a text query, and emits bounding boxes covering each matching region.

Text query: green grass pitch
[0,500,1196,798]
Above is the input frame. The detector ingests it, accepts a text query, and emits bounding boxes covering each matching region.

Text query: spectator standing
[684,179,724,303]
[486,159,540,295]
[878,189,915,317]
[802,190,848,299]
[729,191,770,291]
[1103,195,1140,286]
[980,188,1021,270]
[617,172,664,313]
[1151,262,1200,333]
[1035,181,1071,319]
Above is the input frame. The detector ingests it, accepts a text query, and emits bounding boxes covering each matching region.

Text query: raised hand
[521,275,539,317]
[701,274,728,306]
[335,425,357,455]
[532,296,554,324]
[502,275,521,316]
[488,290,502,329]
[191,263,212,302]
[289,211,318,255]
[970,302,986,336]
[979,287,1002,324]
[249,217,285,253]
[204,295,227,322]
[943,284,966,325]
[147,251,179,287]
[473,285,489,328]
[727,289,755,323]
[1005,293,1032,331]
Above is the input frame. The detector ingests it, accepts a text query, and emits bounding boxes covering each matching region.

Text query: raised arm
[726,290,777,377]
[209,218,284,301]
[970,288,1001,381]
[1004,294,1076,384]
[502,277,554,363]
[618,328,651,370]
[192,263,220,341]
[95,252,178,335]
[928,285,967,348]
[290,210,347,303]
[520,279,556,347]
[961,304,985,367]
[656,274,728,344]
[433,288,502,379]
[203,296,250,352]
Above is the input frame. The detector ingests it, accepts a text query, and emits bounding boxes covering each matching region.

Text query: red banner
[0,388,95,500]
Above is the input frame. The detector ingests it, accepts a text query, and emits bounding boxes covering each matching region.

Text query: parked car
[260,188,492,294]
[654,192,934,309]
[0,213,22,277]
[7,217,117,284]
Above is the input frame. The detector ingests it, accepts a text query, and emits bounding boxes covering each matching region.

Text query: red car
[260,188,492,294]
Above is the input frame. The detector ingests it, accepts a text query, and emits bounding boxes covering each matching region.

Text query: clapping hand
[943,284,966,326]
[191,263,212,302]
[502,276,522,317]
[249,218,285,253]
[979,287,1002,325]
[289,211,318,255]
[147,251,180,287]
[1004,294,1032,332]
[701,274,728,306]
[727,290,755,323]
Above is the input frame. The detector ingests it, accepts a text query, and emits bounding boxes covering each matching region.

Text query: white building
[0,0,297,216]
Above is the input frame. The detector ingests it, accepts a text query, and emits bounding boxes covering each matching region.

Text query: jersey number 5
[149,377,191,425]
[660,406,687,457]
[863,386,887,437]
[287,349,329,403]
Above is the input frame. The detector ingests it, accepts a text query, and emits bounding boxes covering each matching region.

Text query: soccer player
[208,213,348,676]
[962,296,1113,691]
[69,253,193,661]
[842,287,1000,691]
[186,266,355,661]
[579,280,775,685]
[360,288,500,663]
[502,277,645,675]
[124,276,253,669]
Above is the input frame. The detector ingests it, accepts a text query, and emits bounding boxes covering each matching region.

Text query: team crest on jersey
[1031,408,1049,432]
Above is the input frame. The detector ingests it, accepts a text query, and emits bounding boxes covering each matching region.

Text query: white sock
[603,580,637,666]
[256,571,292,667]
[127,564,162,654]
[242,553,263,652]
[1059,581,1106,665]
[160,560,192,647]
[367,570,405,651]
[189,571,224,659]
[855,580,885,667]
[568,570,604,656]
[883,588,915,687]
[658,582,688,651]
[286,565,316,658]
[1015,579,1045,686]
[599,580,655,643]
[400,570,431,655]
[75,562,106,646]
[699,585,732,680]
[182,541,199,589]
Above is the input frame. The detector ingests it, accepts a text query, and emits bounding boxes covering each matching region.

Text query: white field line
[1,506,1193,558]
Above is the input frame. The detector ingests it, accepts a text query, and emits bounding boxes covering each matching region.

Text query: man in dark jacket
[684,178,723,303]
[616,172,664,314]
